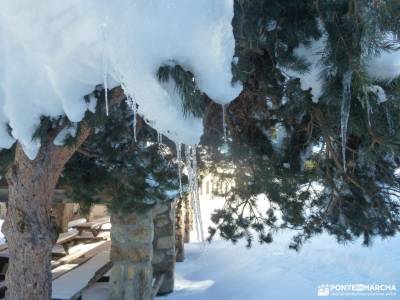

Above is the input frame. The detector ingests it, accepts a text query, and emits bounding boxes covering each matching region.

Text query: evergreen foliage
[157,64,206,118]
[61,93,181,215]
[204,0,400,250]
[0,0,399,252]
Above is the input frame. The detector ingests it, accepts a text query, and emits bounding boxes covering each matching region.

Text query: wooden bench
[52,249,110,300]
[0,241,111,299]
[73,217,110,237]
[56,231,79,255]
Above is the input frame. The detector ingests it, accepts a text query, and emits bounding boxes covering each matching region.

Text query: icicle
[192,146,205,244]
[133,103,137,142]
[384,104,395,136]
[126,95,138,142]
[176,142,183,197]
[101,20,109,116]
[185,145,205,244]
[222,104,227,141]
[340,70,353,173]
[366,99,372,128]
[157,131,162,144]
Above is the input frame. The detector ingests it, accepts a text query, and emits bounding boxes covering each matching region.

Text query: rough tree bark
[2,125,90,300]
[152,201,176,295]
[109,210,154,300]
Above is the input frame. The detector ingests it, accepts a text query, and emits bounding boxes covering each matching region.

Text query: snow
[266,20,278,32]
[266,122,287,151]
[366,85,387,103]
[367,50,400,81]
[0,0,241,158]
[288,32,400,103]
[82,282,110,300]
[53,124,78,146]
[285,36,326,103]
[165,197,400,300]
[52,249,110,300]
[82,196,400,300]
[168,234,399,300]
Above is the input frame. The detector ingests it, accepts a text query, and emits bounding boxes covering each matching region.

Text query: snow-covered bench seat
[52,250,110,300]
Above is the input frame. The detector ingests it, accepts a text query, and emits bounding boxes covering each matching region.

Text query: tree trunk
[152,201,176,295]
[109,210,154,300]
[2,126,90,300]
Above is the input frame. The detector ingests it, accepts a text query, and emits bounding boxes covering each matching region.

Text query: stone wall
[184,195,193,243]
[175,198,185,262]
[52,203,80,233]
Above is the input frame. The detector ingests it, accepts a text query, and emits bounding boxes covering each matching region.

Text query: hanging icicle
[384,104,395,136]
[192,146,205,244]
[176,142,183,197]
[157,131,162,144]
[222,104,227,141]
[366,99,373,128]
[126,95,138,142]
[133,103,137,142]
[101,20,109,116]
[133,104,137,143]
[340,70,353,173]
[185,145,205,244]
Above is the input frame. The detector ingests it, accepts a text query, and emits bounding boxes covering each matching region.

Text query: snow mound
[0,0,241,159]
[366,50,400,81]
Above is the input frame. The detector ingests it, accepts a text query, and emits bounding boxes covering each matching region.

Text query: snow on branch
[0,0,242,159]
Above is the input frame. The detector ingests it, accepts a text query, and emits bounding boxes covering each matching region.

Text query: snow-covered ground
[0,197,398,299]
[167,197,400,300]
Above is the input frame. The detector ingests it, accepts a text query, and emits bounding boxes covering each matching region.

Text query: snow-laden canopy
[0,0,242,159]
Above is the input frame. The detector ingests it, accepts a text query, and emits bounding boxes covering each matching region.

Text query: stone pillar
[152,201,176,296]
[175,198,185,262]
[52,203,75,233]
[109,210,154,300]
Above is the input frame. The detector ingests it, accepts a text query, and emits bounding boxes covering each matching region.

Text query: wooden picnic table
[56,231,79,255]
[0,231,79,283]
[72,217,110,237]
[52,249,110,300]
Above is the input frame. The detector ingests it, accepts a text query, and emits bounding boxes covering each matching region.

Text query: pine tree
[60,95,182,299]
[204,0,400,250]
[0,64,203,299]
